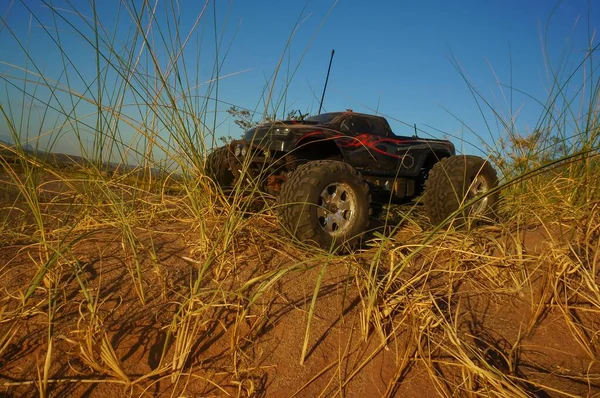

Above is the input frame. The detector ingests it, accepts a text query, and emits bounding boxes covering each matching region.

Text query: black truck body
[227,111,455,199]
[207,109,499,249]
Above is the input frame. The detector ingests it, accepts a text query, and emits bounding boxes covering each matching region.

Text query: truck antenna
[413,123,419,138]
[318,49,335,114]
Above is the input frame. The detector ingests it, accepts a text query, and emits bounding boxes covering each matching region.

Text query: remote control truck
[207,110,499,249]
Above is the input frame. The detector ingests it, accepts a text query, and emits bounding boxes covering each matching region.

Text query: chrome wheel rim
[316,182,357,236]
[467,175,490,216]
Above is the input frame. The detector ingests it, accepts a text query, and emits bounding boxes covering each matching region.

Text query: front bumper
[226,139,290,180]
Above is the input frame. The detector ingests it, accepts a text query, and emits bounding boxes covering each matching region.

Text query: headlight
[234,145,242,157]
[240,147,247,156]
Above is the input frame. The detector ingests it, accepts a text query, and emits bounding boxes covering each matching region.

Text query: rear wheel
[277,160,371,250]
[423,155,499,227]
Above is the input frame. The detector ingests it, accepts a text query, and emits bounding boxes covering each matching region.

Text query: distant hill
[0,140,179,180]
[0,138,35,153]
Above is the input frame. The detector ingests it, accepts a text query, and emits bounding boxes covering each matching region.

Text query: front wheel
[277,160,371,250]
[205,146,235,191]
[423,155,499,227]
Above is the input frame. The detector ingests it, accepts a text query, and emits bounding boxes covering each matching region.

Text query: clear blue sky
[0,0,598,162]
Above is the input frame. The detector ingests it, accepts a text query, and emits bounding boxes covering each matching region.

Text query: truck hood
[243,120,319,142]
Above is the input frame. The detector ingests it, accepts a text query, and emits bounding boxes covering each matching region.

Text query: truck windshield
[304,113,343,124]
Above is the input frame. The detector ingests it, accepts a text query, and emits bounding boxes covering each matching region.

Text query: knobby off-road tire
[206,146,235,191]
[277,160,371,250]
[423,155,499,227]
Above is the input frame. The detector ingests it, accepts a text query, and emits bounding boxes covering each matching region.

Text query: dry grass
[1,147,598,397]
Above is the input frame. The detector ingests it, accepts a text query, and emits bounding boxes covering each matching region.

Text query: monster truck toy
[207,110,499,249]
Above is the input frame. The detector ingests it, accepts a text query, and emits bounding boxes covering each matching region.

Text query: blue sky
[0,0,598,163]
